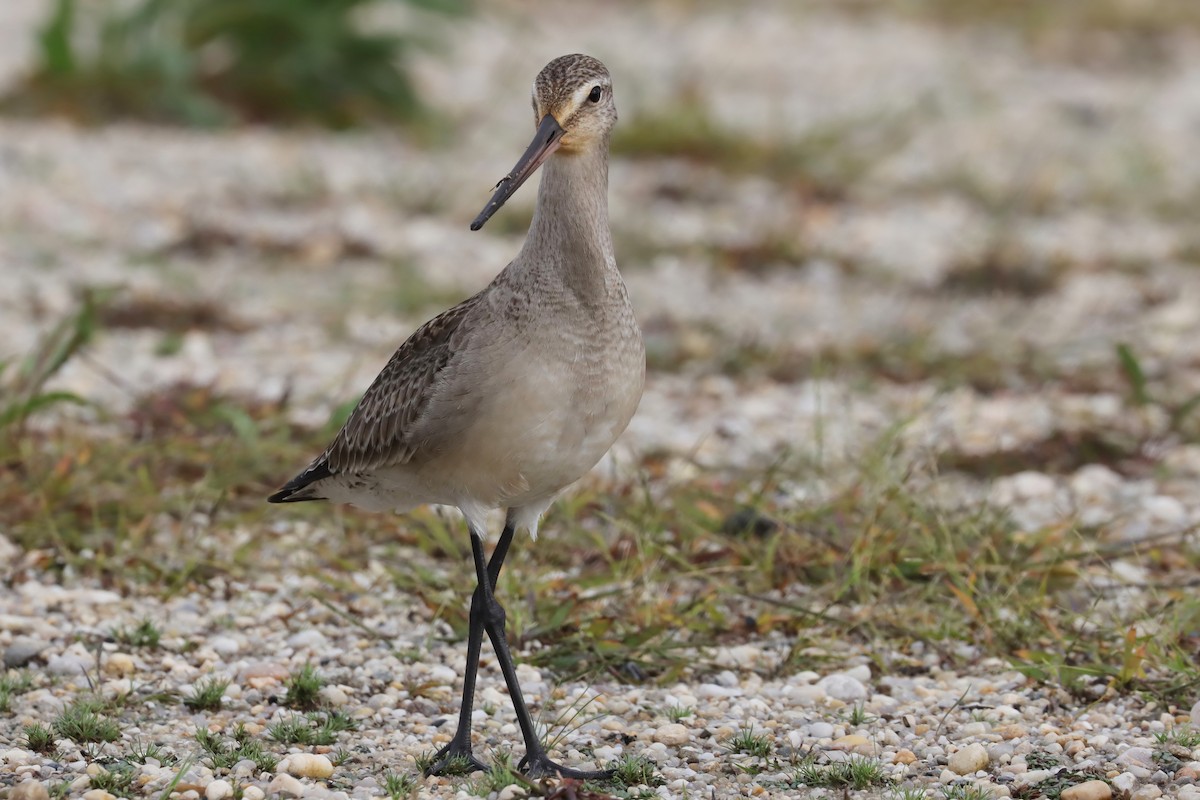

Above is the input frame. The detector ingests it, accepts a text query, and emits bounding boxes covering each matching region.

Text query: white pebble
[1112,772,1137,793]
[948,743,989,775]
[267,774,305,797]
[845,665,871,682]
[428,665,457,684]
[653,724,690,746]
[242,788,265,800]
[205,780,233,800]
[286,630,326,649]
[9,781,50,800]
[1060,780,1111,800]
[208,636,240,655]
[5,749,35,766]
[319,686,348,707]
[104,653,135,676]
[285,753,334,779]
[816,672,867,701]
[47,654,90,676]
[1116,747,1155,771]
[809,722,834,739]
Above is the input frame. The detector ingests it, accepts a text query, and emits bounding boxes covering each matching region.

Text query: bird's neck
[520,145,616,296]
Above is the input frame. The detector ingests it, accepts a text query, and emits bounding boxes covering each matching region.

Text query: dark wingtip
[267,460,333,504]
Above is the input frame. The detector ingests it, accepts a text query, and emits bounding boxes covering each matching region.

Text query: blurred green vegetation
[2,0,468,128]
[0,289,104,434]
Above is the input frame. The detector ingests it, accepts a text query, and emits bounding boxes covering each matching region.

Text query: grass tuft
[608,754,660,787]
[283,663,324,710]
[195,724,278,773]
[891,789,931,800]
[665,704,695,722]
[24,722,56,753]
[0,673,30,713]
[0,289,101,433]
[110,618,162,649]
[725,728,773,759]
[941,785,996,800]
[467,751,520,796]
[183,676,230,712]
[128,738,177,765]
[53,698,122,743]
[266,711,356,746]
[381,770,417,799]
[793,756,889,790]
[88,762,137,797]
[1154,725,1200,749]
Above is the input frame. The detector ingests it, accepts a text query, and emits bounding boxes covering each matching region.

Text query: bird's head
[471,54,616,231]
[531,53,616,154]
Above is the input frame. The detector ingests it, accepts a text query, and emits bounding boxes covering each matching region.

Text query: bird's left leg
[474,519,613,781]
[422,520,515,776]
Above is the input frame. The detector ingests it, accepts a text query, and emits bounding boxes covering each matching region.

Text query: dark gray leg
[423,521,515,776]
[474,526,613,780]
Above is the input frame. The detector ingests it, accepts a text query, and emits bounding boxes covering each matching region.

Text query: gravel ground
[0,576,1199,800]
[4,1,1200,799]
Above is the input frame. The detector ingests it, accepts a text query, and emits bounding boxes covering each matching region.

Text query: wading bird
[269,54,644,779]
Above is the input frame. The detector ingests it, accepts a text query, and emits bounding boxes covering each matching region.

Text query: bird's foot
[424,740,489,776]
[518,752,615,781]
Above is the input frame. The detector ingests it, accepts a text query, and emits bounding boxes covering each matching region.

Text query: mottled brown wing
[322,293,481,473]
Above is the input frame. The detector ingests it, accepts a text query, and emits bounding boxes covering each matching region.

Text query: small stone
[1132,787,1162,800]
[1117,747,1155,771]
[284,753,334,779]
[241,788,264,800]
[1178,787,1200,800]
[1191,700,1200,727]
[208,636,240,655]
[809,722,834,739]
[318,686,348,707]
[286,630,326,649]
[4,637,49,668]
[105,653,135,676]
[82,791,117,800]
[1178,763,1200,781]
[242,661,288,689]
[831,734,873,755]
[949,743,989,775]
[9,780,51,800]
[267,774,305,797]
[894,749,918,765]
[653,724,690,746]
[1112,773,1137,793]
[960,721,989,738]
[5,748,35,766]
[205,780,234,800]
[46,653,90,676]
[816,672,867,701]
[1060,780,1111,800]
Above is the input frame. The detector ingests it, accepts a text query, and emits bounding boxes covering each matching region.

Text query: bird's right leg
[423,521,515,776]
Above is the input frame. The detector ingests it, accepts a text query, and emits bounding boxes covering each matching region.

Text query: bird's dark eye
[588,85,602,103]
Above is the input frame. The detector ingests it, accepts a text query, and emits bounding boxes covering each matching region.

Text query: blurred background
[2,0,1200,709]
